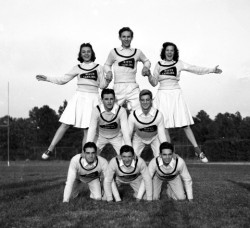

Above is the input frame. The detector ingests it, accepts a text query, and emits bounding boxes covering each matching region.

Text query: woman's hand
[213,65,222,74]
[36,75,47,81]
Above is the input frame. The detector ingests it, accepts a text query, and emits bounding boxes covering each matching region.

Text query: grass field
[0,160,250,228]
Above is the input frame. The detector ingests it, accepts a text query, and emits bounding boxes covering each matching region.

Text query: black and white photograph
[0,0,250,227]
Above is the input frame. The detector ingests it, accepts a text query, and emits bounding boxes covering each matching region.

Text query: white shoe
[198,152,208,163]
[42,150,52,160]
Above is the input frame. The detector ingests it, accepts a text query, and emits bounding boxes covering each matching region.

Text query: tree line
[0,101,250,161]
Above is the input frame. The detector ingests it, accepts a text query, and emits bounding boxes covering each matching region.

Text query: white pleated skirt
[153,89,194,128]
[59,91,100,128]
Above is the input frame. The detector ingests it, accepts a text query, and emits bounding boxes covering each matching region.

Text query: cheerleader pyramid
[36,27,222,202]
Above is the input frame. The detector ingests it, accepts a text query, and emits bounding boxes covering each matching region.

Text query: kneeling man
[63,142,109,202]
[148,142,193,201]
[104,145,152,202]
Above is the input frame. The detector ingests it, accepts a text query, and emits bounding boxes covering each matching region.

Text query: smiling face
[80,46,92,63]
[119,31,133,49]
[121,151,134,167]
[140,94,152,112]
[164,45,175,61]
[160,149,174,165]
[83,147,97,164]
[102,93,115,112]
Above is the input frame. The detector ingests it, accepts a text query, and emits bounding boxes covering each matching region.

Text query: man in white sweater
[128,89,170,157]
[148,142,193,201]
[104,27,151,110]
[104,145,152,202]
[63,142,112,202]
[86,88,131,155]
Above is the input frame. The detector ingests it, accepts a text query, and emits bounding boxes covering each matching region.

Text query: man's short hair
[139,89,153,100]
[159,142,174,154]
[101,88,115,99]
[120,145,135,156]
[119,27,134,38]
[83,142,97,152]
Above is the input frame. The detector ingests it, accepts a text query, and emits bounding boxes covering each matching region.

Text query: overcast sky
[1,0,250,119]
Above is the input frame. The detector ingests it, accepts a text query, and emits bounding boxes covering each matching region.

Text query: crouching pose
[148,142,193,201]
[104,145,152,202]
[63,142,115,202]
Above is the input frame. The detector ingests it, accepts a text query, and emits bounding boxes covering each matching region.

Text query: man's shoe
[196,152,208,163]
[42,150,53,160]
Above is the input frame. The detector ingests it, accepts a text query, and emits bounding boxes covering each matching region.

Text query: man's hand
[141,67,150,77]
[106,71,113,81]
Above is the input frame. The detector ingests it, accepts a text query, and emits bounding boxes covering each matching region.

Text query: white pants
[115,175,145,199]
[97,134,123,155]
[113,83,140,110]
[133,134,160,157]
[152,175,186,200]
[71,178,103,200]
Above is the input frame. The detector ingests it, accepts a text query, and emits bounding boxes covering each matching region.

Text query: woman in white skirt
[36,43,112,159]
[146,42,222,162]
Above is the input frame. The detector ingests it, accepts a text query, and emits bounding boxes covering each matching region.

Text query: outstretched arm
[36,66,78,85]
[212,65,222,74]
[36,75,48,82]
[181,61,222,75]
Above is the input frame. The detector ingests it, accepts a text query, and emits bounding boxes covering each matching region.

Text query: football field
[0,161,249,228]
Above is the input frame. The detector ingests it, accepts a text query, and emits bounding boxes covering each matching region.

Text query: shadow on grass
[227,180,250,192]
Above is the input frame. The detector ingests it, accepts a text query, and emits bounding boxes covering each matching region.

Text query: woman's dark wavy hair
[160,42,179,61]
[77,43,96,63]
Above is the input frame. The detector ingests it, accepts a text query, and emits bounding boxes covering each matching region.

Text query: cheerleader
[36,43,111,159]
[146,42,222,162]
[104,27,151,111]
